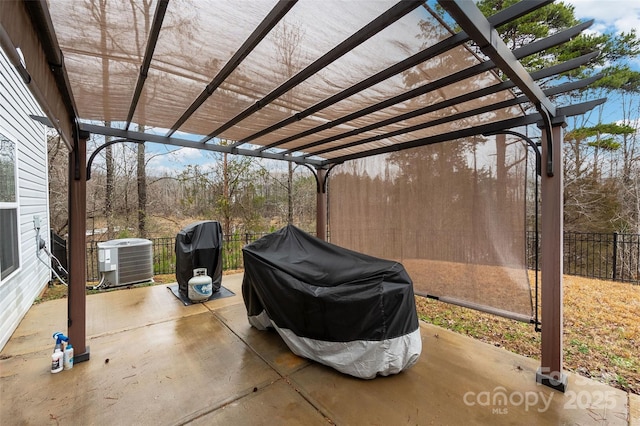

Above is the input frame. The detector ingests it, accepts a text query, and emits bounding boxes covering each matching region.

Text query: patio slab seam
[207,307,336,423]
[164,303,338,425]
[209,307,310,376]
[171,376,285,426]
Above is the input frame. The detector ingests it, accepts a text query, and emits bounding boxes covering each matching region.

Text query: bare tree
[215,142,263,236]
[129,0,153,238]
[88,0,115,238]
[273,21,305,224]
[47,132,69,234]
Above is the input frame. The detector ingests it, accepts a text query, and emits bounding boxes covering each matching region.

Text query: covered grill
[242,225,421,379]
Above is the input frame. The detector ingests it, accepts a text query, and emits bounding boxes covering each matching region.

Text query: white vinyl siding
[0,47,51,351]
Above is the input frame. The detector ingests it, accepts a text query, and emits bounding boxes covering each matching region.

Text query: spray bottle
[51,348,63,373]
[51,332,69,373]
[63,343,74,370]
[52,332,69,352]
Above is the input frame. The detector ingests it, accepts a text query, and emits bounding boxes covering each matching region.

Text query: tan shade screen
[41,0,533,161]
[329,135,533,322]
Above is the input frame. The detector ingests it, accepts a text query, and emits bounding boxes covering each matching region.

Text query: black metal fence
[85,233,271,282]
[80,231,640,284]
[526,231,640,284]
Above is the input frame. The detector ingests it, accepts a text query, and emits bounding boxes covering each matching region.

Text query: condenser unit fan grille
[97,238,154,287]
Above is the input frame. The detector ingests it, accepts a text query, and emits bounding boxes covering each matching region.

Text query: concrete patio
[1,273,637,425]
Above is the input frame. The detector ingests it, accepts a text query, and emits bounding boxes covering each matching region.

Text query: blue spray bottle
[51,332,68,373]
[52,332,69,353]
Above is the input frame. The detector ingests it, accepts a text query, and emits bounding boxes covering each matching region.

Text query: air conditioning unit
[97,238,154,288]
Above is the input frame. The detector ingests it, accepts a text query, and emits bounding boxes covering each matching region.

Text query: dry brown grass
[416,274,639,394]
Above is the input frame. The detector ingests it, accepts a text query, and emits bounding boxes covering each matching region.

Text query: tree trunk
[105,140,114,238]
[137,141,147,238]
[133,1,151,239]
[99,0,114,239]
[288,161,294,224]
[223,152,231,237]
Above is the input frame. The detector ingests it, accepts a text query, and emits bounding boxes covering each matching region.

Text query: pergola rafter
[206,0,426,144]
[0,0,605,392]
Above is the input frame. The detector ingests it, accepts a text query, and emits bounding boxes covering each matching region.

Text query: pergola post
[67,130,90,363]
[537,122,566,391]
[316,168,328,241]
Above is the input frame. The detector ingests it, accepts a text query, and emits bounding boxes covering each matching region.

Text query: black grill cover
[242,225,418,342]
[175,221,223,298]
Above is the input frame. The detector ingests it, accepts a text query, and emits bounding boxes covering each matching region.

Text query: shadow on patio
[1,273,636,425]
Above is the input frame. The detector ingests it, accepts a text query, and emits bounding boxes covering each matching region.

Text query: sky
[566,0,640,70]
[566,0,640,36]
[145,0,640,175]
[562,0,640,126]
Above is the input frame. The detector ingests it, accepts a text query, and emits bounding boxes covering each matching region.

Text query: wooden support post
[537,123,566,391]
[67,131,90,363]
[316,168,327,241]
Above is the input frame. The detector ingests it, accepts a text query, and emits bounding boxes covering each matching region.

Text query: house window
[0,133,19,280]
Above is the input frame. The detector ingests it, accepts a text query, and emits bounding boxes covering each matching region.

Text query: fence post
[612,232,618,281]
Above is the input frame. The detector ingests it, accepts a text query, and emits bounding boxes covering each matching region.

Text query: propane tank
[188,268,212,302]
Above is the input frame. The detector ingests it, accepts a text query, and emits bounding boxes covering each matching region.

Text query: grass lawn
[38,272,638,395]
[416,274,639,395]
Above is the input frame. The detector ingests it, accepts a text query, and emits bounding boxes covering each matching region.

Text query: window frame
[0,130,20,282]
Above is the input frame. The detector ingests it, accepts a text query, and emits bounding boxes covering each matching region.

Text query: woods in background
[47,135,317,241]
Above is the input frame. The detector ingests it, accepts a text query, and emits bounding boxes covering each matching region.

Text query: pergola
[1,0,604,391]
